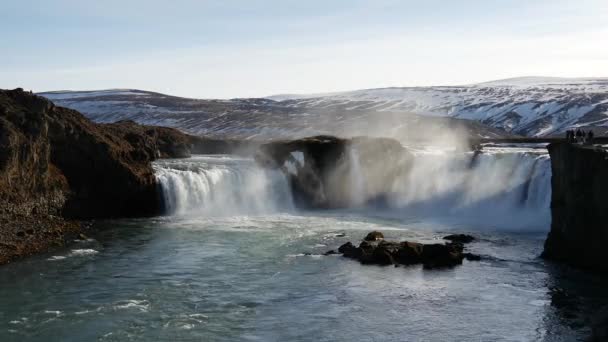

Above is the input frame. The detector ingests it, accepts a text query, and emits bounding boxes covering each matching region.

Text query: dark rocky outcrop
[0,88,223,264]
[254,135,412,208]
[364,231,384,241]
[336,232,478,269]
[443,234,476,243]
[542,142,608,273]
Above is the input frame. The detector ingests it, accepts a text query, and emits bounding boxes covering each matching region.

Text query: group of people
[566,128,594,144]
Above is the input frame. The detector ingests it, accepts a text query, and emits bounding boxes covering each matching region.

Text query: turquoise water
[0,211,606,341]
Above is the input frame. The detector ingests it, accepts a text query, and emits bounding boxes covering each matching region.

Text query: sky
[1,0,607,98]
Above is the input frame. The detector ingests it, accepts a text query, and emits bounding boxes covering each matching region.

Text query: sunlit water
[1,153,607,341]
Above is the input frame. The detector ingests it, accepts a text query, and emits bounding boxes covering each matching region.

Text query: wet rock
[421,243,464,269]
[333,231,476,268]
[364,231,384,241]
[443,234,475,244]
[338,242,361,259]
[323,250,338,256]
[463,253,482,261]
[395,241,424,265]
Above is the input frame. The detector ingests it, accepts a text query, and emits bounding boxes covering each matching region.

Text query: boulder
[333,231,475,268]
[443,234,476,244]
[364,231,384,241]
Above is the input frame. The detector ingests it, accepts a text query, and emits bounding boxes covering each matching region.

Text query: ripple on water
[47,248,99,261]
[113,299,150,312]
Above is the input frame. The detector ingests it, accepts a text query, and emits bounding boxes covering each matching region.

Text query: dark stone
[443,234,475,243]
[421,243,464,269]
[333,231,475,269]
[338,242,361,259]
[324,250,338,255]
[364,231,384,241]
[395,241,424,265]
[542,143,608,273]
[463,253,482,261]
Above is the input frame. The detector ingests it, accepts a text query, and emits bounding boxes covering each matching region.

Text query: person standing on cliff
[576,129,583,142]
[587,130,594,145]
[566,130,574,142]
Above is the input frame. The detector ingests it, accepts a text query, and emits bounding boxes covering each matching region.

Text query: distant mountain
[39,89,511,141]
[40,77,607,140]
[268,77,608,137]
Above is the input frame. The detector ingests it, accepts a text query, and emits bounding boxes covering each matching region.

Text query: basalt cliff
[0,88,243,264]
[543,142,608,273]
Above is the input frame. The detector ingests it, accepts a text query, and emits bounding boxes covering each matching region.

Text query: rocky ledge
[254,135,412,208]
[0,88,237,264]
[542,142,608,273]
[330,231,479,269]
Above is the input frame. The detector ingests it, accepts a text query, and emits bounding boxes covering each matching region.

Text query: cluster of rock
[331,231,479,269]
[0,88,234,264]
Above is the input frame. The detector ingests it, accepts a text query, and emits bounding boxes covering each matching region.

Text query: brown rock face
[542,142,608,273]
[0,88,198,264]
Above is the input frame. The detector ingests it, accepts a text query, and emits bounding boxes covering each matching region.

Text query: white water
[342,146,552,230]
[347,147,366,207]
[153,156,293,216]
[155,149,551,230]
[388,151,551,211]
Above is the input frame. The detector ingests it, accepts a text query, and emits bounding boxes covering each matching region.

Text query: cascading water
[153,155,293,216]
[388,151,551,210]
[344,145,552,229]
[348,147,366,207]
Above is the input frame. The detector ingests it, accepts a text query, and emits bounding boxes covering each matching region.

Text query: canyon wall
[543,142,608,272]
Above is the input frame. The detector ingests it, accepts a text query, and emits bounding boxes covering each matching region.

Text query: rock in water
[443,234,476,244]
[334,231,475,268]
[364,231,384,241]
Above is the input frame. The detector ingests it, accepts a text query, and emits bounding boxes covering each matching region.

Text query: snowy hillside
[269,77,608,137]
[39,89,510,141]
[39,77,608,140]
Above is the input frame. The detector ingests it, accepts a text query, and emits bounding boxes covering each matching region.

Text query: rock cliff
[543,142,608,272]
[0,88,210,263]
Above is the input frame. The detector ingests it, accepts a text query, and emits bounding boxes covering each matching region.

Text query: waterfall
[153,156,293,216]
[385,150,552,223]
[348,147,366,206]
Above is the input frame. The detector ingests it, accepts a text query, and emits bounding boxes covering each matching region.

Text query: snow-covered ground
[269,77,608,137]
[39,77,608,139]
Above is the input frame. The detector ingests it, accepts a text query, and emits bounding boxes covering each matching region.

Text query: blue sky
[1,0,607,98]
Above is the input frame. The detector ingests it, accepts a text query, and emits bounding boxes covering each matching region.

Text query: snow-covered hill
[39,77,608,140]
[269,77,608,136]
[39,89,510,141]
